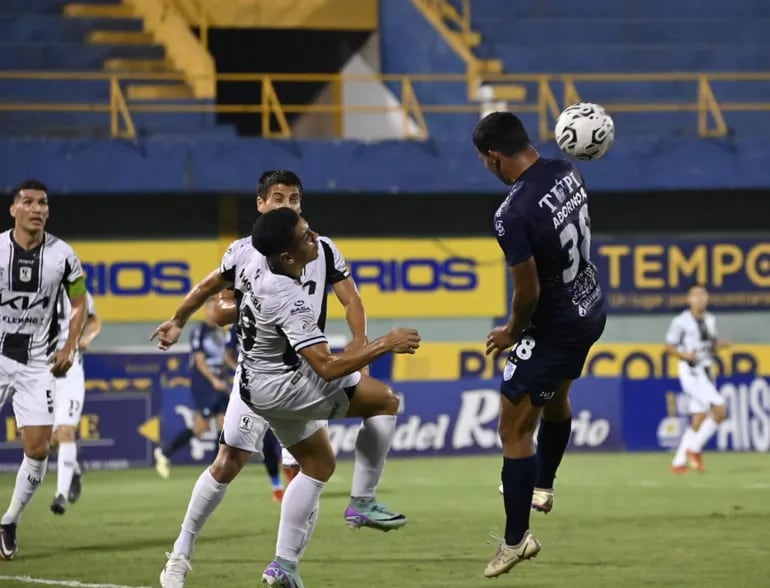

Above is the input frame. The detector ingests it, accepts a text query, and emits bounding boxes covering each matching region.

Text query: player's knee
[25,442,50,461]
[56,426,76,443]
[210,445,249,483]
[712,404,727,423]
[382,388,400,415]
[301,456,335,482]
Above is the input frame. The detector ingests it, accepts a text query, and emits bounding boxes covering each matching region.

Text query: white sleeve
[219,239,244,283]
[320,237,350,284]
[85,291,96,316]
[268,286,328,352]
[64,244,84,284]
[665,316,683,346]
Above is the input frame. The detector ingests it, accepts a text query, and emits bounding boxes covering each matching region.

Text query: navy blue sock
[535,417,572,489]
[162,428,194,458]
[262,428,282,487]
[501,455,537,546]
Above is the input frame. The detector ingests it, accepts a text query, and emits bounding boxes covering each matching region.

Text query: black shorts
[499,327,600,406]
[191,373,229,418]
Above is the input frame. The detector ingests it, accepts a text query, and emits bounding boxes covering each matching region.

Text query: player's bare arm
[300,327,420,382]
[78,309,102,351]
[50,278,87,376]
[663,344,696,365]
[487,259,540,357]
[212,289,237,327]
[332,277,368,350]
[151,269,231,350]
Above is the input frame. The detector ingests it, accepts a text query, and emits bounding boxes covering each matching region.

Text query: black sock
[262,428,281,482]
[501,455,537,546]
[162,428,194,458]
[535,417,572,489]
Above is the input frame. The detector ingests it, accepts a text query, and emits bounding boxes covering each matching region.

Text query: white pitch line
[0,575,151,588]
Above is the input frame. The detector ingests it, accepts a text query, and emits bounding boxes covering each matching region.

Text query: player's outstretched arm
[151,269,230,350]
[487,259,540,357]
[300,328,420,382]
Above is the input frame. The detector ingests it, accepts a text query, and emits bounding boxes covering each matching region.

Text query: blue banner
[623,375,770,452]
[594,237,770,313]
[0,391,154,470]
[331,377,624,457]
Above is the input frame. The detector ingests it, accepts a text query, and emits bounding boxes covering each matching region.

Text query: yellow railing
[164,0,210,50]
[1,71,770,140]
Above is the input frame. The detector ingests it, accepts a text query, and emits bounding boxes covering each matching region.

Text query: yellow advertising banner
[72,238,507,321]
[72,240,227,322]
[390,342,770,382]
[326,238,507,319]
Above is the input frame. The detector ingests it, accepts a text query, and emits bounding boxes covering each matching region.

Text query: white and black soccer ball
[554,102,615,161]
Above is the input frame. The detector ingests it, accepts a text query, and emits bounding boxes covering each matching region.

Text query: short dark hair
[11,179,48,201]
[252,207,301,257]
[473,112,530,156]
[687,282,708,293]
[257,169,303,199]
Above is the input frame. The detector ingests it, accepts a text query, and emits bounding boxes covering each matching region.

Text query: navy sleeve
[496,210,533,267]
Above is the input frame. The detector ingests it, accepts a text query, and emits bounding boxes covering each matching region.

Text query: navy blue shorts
[499,325,602,406]
[190,374,229,418]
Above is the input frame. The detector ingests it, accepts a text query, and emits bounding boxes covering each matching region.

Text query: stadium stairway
[0,0,229,137]
[468,0,770,136]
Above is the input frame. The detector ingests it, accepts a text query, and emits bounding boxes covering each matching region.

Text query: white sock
[297,499,320,559]
[351,415,396,499]
[690,417,718,453]
[56,442,77,499]
[275,473,325,563]
[74,460,82,475]
[172,469,228,558]
[1,455,48,525]
[672,428,695,467]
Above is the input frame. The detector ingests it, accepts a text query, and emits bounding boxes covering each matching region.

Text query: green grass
[0,453,769,587]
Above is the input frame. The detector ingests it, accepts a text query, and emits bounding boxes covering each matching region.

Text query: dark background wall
[8,190,769,241]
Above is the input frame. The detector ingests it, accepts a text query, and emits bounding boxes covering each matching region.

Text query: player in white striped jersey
[155,171,370,588]
[50,289,100,515]
[154,208,419,587]
[0,180,87,560]
[665,283,731,473]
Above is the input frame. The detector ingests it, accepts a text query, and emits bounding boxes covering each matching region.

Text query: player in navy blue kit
[473,112,606,578]
[154,298,235,479]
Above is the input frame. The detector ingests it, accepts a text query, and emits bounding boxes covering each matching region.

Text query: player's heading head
[473,112,538,185]
[10,179,49,234]
[686,282,709,314]
[257,169,303,214]
[252,207,319,278]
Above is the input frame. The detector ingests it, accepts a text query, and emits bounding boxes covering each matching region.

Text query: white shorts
[679,364,725,414]
[220,381,269,460]
[0,355,55,428]
[54,356,85,428]
[282,446,298,467]
[242,364,360,448]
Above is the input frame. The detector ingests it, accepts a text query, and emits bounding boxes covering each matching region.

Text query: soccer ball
[554,102,615,161]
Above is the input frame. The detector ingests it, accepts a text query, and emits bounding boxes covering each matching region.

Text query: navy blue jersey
[494,158,605,345]
[189,322,227,376]
[226,323,237,353]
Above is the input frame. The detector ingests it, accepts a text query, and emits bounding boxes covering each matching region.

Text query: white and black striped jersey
[0,230,83,366]
[219,235,350,370]
[665,310,718,369]
[56,289,96,352]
